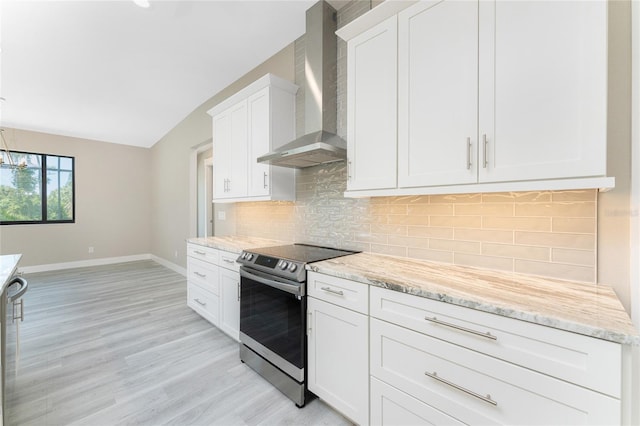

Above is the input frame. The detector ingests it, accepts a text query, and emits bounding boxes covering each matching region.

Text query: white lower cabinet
[370,377,464,426]
[307,272,369,426]
[370,317,619,425]
[218,264,240,341]
[306,272,624,426]
[187,243,240,341]
[187,280,219,326]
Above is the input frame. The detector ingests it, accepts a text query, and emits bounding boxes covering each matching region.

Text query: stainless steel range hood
[258,1,345,169]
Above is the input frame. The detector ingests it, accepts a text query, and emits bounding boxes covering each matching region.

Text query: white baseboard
[150,255,187,277]
[19,254,186,277]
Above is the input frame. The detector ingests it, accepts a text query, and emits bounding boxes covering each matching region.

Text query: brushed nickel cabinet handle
[237,282,240,302]
[13,299,24,322]
[194,298,206,307]
[307,311,312,335]
[466,137,472,170]
[347,160,352,181]
[194,250,206,256]
[482,134,488,168]
[194,272,206,278]
[263,172,268,189]
[321,286,344,296]
[425,371,497,406]
[425,316,497,340]
[222,258,235,264]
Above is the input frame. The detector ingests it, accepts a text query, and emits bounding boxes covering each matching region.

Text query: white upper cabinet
[212,100,248,200]
[208,74,297,202]
[478,0,607,183]
[398,0,478,188]
[346,15,398,191]
[338,0,613,197]
[247,87,271,198]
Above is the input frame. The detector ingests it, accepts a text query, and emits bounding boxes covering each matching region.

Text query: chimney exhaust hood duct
[257,1,346,169]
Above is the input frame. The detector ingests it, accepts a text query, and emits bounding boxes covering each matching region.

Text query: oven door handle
[240,267,304,298]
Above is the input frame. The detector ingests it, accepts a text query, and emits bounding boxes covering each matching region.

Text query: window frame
[0,150,76,225]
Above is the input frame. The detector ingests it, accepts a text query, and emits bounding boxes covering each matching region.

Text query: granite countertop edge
[0,254,22,294]
[308,254,640,346]
[187,236,290,254]
[186,237,639,346]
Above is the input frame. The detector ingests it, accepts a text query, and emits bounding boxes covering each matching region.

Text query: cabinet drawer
[371,318,620,425]
[187,283,220,326]
[218,250,240,273]
[370,377,465,426]
[187,257,220,295]
[370,286,621,397]
[308,272,369,314]
[187,243,219,264]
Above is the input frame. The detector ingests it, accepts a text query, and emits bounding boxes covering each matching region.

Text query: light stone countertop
[1,254,22,293]
[308,252,640,346]
[187,236,289,254]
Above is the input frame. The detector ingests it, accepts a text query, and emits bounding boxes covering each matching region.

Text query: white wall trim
[631,0,640,334]
[630,2,639,425]
[18,254,187,277]
[150,254,187,276]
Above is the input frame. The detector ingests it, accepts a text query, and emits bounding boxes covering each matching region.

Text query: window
[0,150,75,224]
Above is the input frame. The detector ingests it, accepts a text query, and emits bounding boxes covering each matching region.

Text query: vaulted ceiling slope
[0,1,316,148]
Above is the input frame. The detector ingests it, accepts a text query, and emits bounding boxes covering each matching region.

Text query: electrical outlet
[218,211,226,220]
[174,250,178,258]
[88,246,94,254]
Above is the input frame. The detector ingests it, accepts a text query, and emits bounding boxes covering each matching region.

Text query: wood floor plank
[5,260,352,426]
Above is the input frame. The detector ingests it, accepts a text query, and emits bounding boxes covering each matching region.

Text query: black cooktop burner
[250,243,358,263]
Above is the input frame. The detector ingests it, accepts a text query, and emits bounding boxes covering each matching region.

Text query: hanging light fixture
[0,129,27,169]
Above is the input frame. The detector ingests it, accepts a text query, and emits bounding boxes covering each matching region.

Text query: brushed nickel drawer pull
[307,311,312,335]
[194,298,206,307]
[263,172,268,189]
[425,371,497,406]
[482,134,488,168]
[194,250,206,256]
[222,258,235,264]
[425,316,497,341]
[321,286,344,296]
[194,272,207,278]
[466,137,472,170]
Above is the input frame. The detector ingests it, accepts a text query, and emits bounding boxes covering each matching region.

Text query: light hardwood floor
[5,260,352,426]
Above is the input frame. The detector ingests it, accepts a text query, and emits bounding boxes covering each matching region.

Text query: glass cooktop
[249,243,359,264]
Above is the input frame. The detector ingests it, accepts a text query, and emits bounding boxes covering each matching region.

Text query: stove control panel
[237,250,306,282]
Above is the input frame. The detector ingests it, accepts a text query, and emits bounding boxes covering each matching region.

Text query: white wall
[598,0,633,312]
[630,0,639,423]
[149,42,296,268]
[0,129,151,267]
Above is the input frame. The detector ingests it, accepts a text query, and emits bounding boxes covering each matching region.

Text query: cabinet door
[346,15,398,191]
[213,100,248,200]
[478,0,607,182]
[212,110,231,199]
[248,87,271,197]
[398,0,478,188]
[307,297,368,425]
[219,267,240,341]
[227,100,248,198]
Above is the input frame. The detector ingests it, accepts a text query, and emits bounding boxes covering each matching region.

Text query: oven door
[239,267,306,382]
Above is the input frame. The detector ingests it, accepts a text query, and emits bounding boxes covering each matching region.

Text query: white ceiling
[0,0,337,148]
